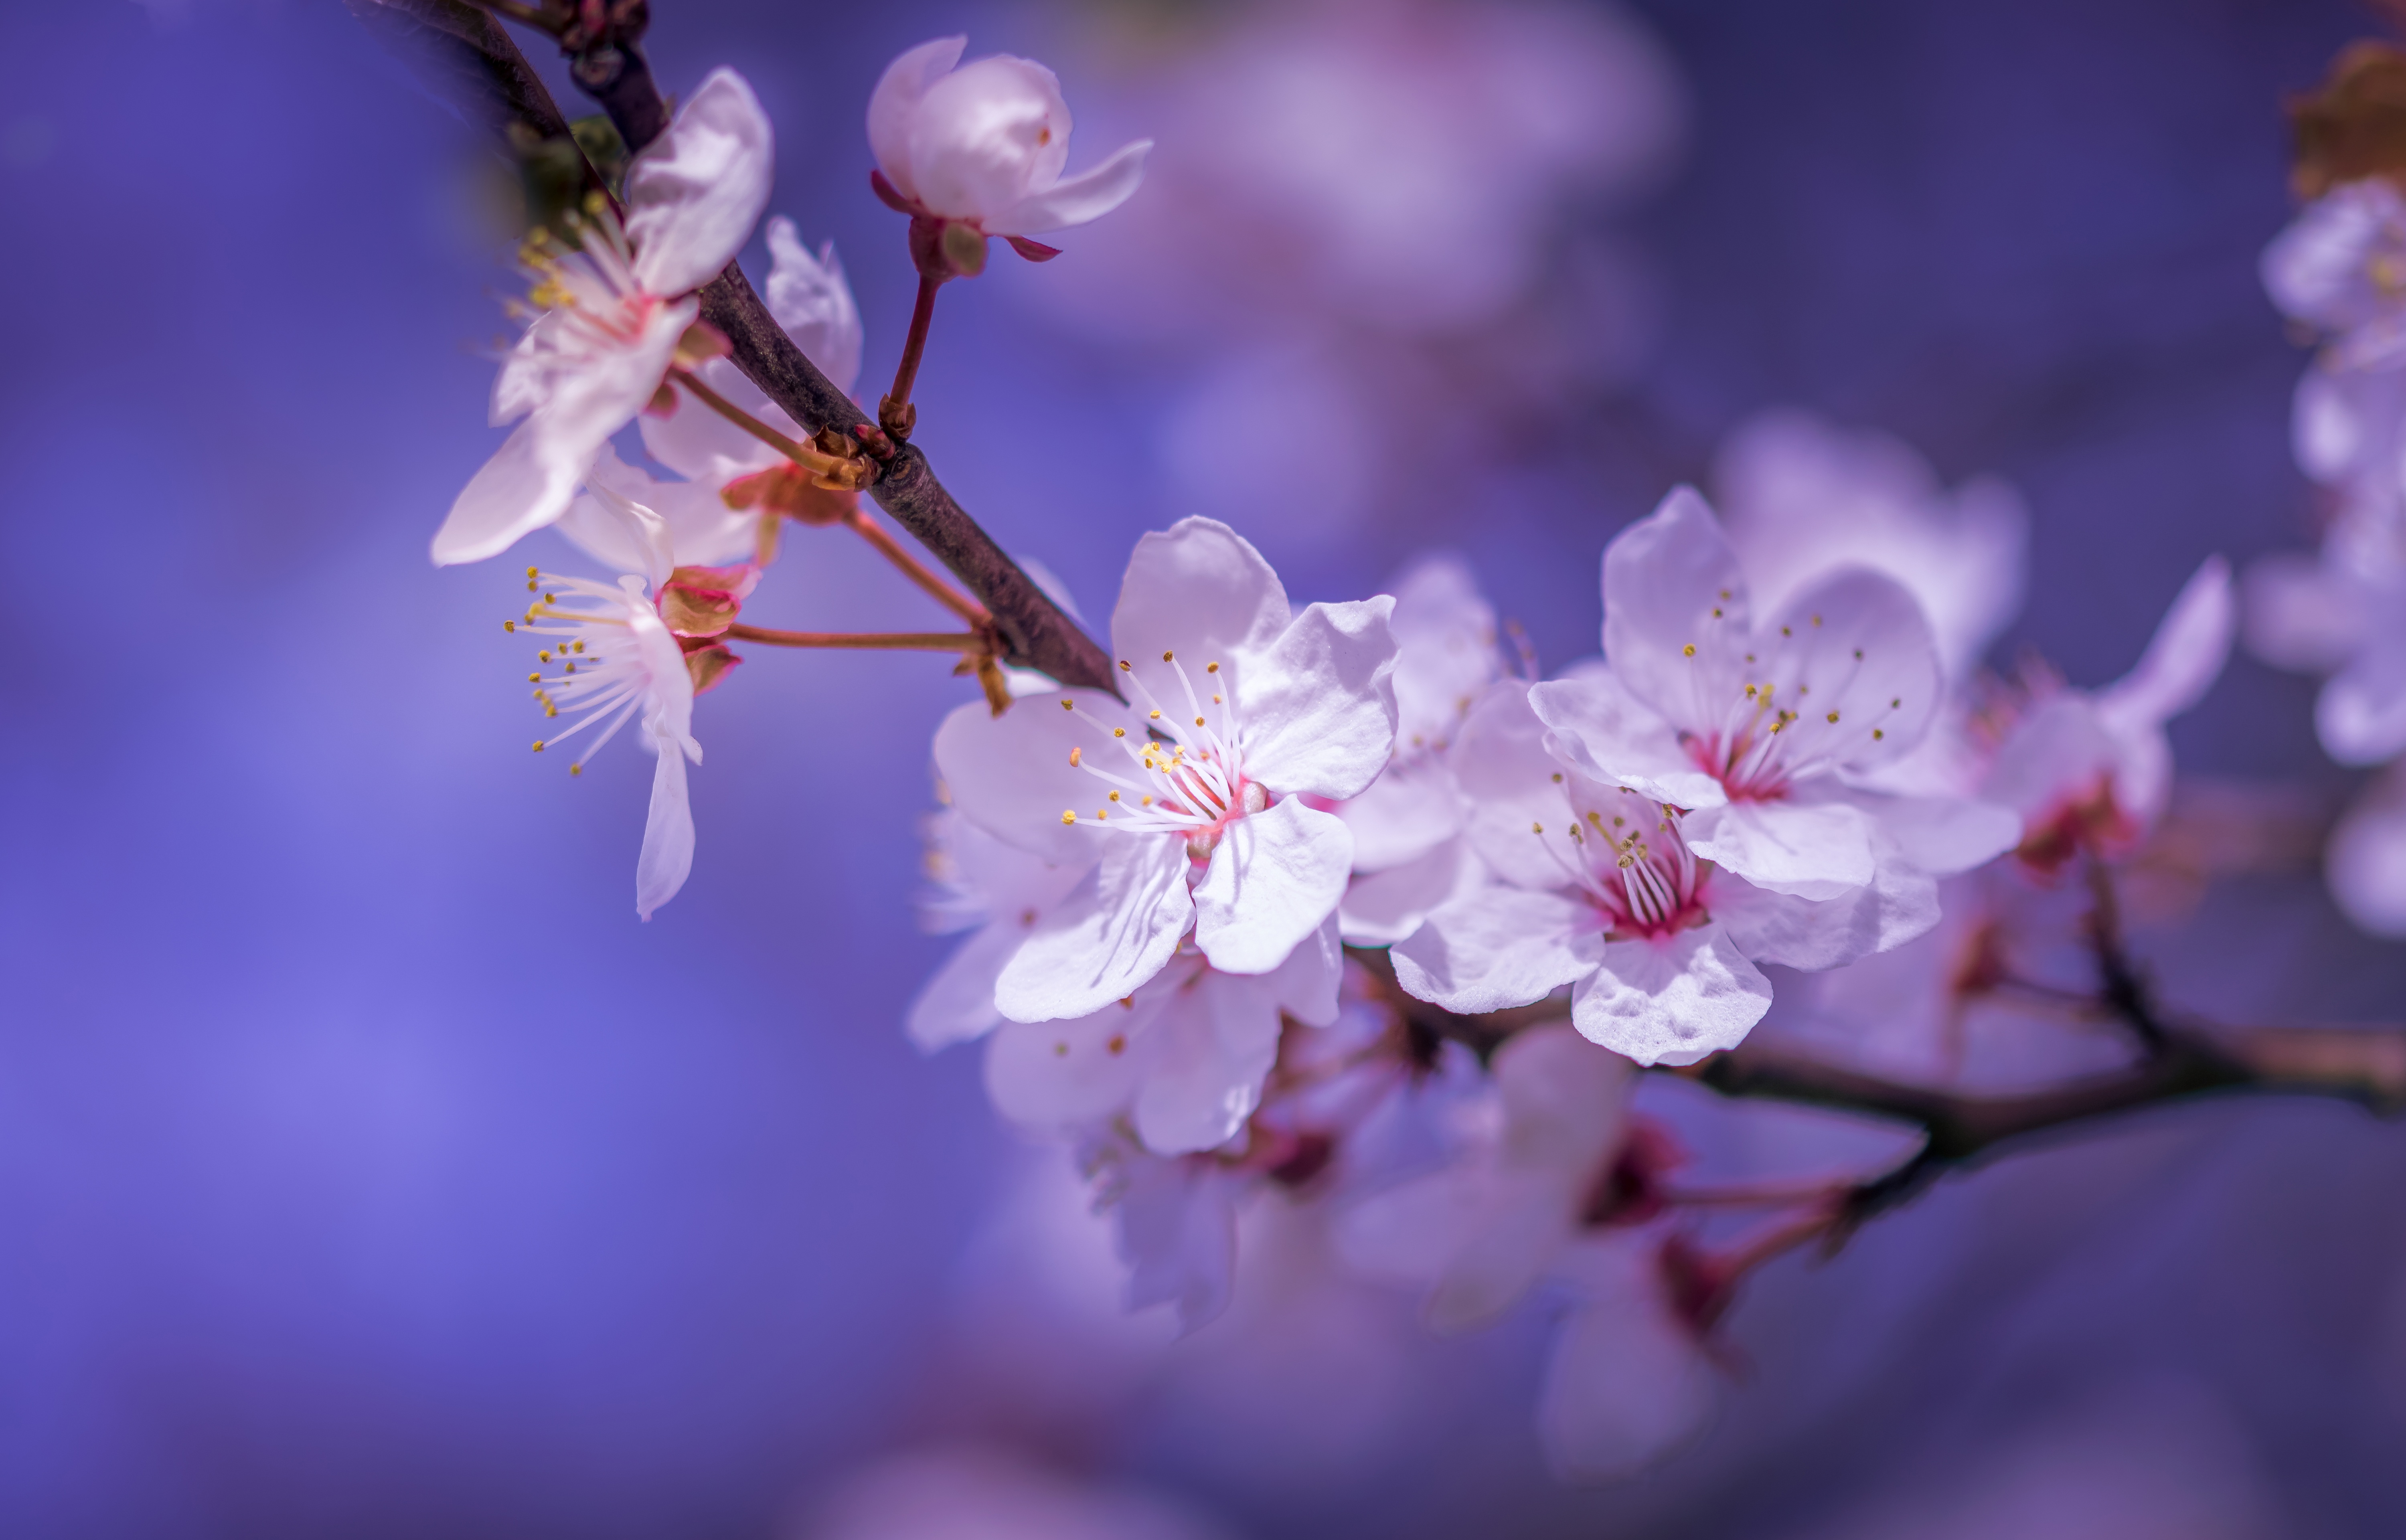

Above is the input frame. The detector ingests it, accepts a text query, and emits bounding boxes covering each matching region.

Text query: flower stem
[722,625,986,652]
[879,273,942,439]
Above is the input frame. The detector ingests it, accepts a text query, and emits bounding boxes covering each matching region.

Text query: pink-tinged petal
[1571,922,1772,1066]
[2262,180,2406,333]
[1683,796,1874,901]
[1424,1175,1577,1330]
[2320,631,2406,765]
[1341,835,1483,947]
[1110,517,1292,708]
[1602,486,1755,730]
[1339,761,1464,873]
[1538,1236,1719,1483]
[932,688,1142,864]
[639,355,790,484]
[1265,912,1345,1027]
[2293,366,2365,485]
[1191,797,1353,975]
[994,836,1192,1022]
[1385,553,1504,751]
[1529,670,1727,810]
[983,994,1158,1129]
[1231,597,1400,800]
[2245,551,2371,673]
[1861,793,2021,876]
[555,444,672,577]
[1982,693,2115,824]
[490,315,553,425]
[906,920,1028,1051]
[1754,568,1944,771]
[2329,764,2406,937]
[1336,1168,1491,1288]
[2097,556,2235,735]
[867,36,967,202]
[1112,1150,1235,1334]
[762,218,864,396]
[434,297,693,566]
[1494,1024,1634,1175]
[1453,682,1610,891]
[986,138,1152,235]
[1132,975,1283,1154]
[634,723,695,921]
[1392,886,1600,1015]
[626,68,775,298]
[906,55,1071,222]
[1711,852,1937,971]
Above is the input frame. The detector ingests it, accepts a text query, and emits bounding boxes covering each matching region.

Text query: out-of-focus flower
[908,809,1094,1052]
[982,921,1342,1156]
[2248,549,2406,767]
[514,565,703,919]
[1713,409,2029,681]
[1336,555,1503,945]
[803,1445,1235,1540]
[869,35,1150,275]
[934,518,1397,1021]
[1987,557,2234,867]
[2264,178,2406,372]
[1081,1129,1243,1333]
[435,70,774,566]
[1340,1025,1717,1478]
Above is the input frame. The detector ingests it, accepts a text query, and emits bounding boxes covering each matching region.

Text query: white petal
[1981,693,2116,825]
[905,920,1027,1051]
[763,218,864,396]
[1538,1237,1719,1483]
[1570,922,1772,1066]
[1528,670,1728,810]
[2329,763,2406,938]
[1112,1149,1236,1334]
[2096,556,2235,733]
[1191,797,1353,975]
[2244,550,2370,673]
[634,723,695,920]
[1266,912,1345,1027]
[490,314,553,425]
[987,138,1153,234]
[1424,1174,1579,1330]
[1391,885,1600,1015]
[1683,795,1875,900]
[983,997,1156,1128]
[1232,597,1401,800]
[2262,181,2405,332]
[905,54,1070,222]
[1341,835,1483,947]
[1385,553,1504,745]
[1709,852,1936,971]
[626,68,775,298]
[1109,517,1292,710]
[638,354,787,484]
[1754,567,1945,771]
[866,35,966,202]
[1493,1023,1635,1175]
[994,836,1192,1022]
[932,689,1140,864]
[1339,760,1464,872]
[1452,681,1624,891]
[1132,973,1284,1154]
[1862,793,2021,876]
[1602,486,1756,731]
[2320,631,2406,765]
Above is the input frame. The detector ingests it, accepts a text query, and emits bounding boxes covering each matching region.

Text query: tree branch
[344,0,1116,692]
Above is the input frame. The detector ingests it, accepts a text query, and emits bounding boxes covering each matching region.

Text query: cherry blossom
[1335,554,1504,945]
[982,920,1343,1157]
[933,518,1397,1020]
[432,69,774,567]
[1985,556,2234,866]
[1713,409,2028,681]
[907,809,1094,1052]
[1338,1025,1719,1477]
[869,36,1151,275]
[510,563,703,920]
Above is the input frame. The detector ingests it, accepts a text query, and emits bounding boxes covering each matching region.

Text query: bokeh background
[4,0,2404,1534]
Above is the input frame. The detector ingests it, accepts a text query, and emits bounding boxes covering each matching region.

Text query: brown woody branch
[344,0,1115,692]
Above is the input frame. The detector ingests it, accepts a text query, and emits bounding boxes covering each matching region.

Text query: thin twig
[882,273,942,435]
[837,506,989,625]
[723,625,985,652]
[670,368,849,478]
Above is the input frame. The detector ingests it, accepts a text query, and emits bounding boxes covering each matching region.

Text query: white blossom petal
[2329,762,2406,938]
[1112,1148,1237,1334]
[1131,972,1284,1154]
[1755,567,1945,771]
[906,919,1032,1051]
[867,36,967,203]
[2321,631,2406,765]
[1683,795,1875,901]
[907,55,1072,223]
[1109,517,1292,707]
[1341,834,1484,947]
[987,138,1154,235]
[1860,793,2022,876]
[1392,885,1601,1014]
[1538,1236,1719,1483]
[934,689,1139,864]
[1529,670,1728,810]
[634,720,696,921]
[1339,760,1464,872]
[2096,556,2234,735]
[1191,797,1353,975]
[1710,851,1938,971]
[984,995,1158,1129]
[1230,597,1400,800]
[763,217,864,396]
[995,836,1192,1021]
[2244,550,2372,674]
[1602,486,1756,730]
[625,68,775,298]
[1570,922,1772,1066]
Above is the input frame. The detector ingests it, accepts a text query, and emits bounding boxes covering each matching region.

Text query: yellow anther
[1162,650,1174,662]
[1096,809,1109,821]
[539,650,552,662]
[1108,791,1121,802]
[1890,696,1902,708]
[1719,588,1731,600]
[1106,1033,1127,1056]
[1062,810,1077,824]
[1532,822,1544,834]
[543,592,556,603]
[1061,699,1075,711]
[1812,615,1823,627]
[1113,727,1127,738]
[527,580,538,593]
[1827,711,1840,724]
[1551,772,1563,783]
[569,763,581,777]
[1141,795,1153,806]
[1118,659,1133,672]
[545,706,557,718]
[528,672,541,683]
[532,741,545,752]
[526,567,539,579]
[1206,662,1220,673]
[1781,625,1792,637]
[1873,729,1886,741]
[1053,1042,1069,1057]
[1613,815,1625,827]
[573,641,585,654]
[1069,746,1082,767]
[1149,709,1162,720]
[504,620,516,633]
[1212,694,1223,704]
[1683,644,1697,657]
[1194,716,1206,726]
[1711,607,1723,618]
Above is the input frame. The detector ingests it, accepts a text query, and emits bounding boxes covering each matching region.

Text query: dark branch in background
[345,0,1116,691]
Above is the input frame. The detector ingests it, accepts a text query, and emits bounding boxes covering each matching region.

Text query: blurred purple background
[4,0,2404,1534]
